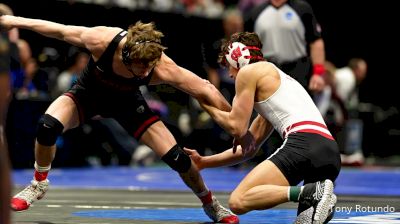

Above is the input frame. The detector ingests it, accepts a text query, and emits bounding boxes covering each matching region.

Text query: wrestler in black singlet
[65,31,160,139]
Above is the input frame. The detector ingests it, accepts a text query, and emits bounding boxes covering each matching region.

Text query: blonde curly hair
[123,21,167,68]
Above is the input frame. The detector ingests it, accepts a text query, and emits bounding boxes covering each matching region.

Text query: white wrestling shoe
[11,179,49,211]
[202,196,239,223]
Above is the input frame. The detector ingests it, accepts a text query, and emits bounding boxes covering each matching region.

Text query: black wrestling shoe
[294,180,336,224]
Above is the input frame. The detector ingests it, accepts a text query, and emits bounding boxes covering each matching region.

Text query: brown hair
[218,32,263,67]
[348,58,365,70]
[0,3,13,15]
[123,21,167,67]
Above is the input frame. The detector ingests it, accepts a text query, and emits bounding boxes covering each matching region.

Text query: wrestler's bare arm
[152,53,231,112]
[202,66,256,139]
[184,118,268,169]
[0,15,120,58]
[0,15,88,46]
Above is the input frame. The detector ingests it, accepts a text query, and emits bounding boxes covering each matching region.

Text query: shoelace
[16,181,46,203]
[313,181,325,201]
[204,199,232,221]
[211,201,232,218]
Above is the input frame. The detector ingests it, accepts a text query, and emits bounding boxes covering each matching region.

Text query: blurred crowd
[64,0,263,18]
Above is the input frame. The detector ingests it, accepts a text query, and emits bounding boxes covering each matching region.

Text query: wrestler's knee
[228,193,247,215]
[36,114,64,146]
[161,144,192,173]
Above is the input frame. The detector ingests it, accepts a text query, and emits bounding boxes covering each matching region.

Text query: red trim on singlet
[283,121,333,140]
[134,116,159,139]
[292,129,334,141]
[285,121,328,133]
[63,92,84,124]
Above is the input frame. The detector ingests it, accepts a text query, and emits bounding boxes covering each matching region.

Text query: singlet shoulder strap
[95,30,127,72]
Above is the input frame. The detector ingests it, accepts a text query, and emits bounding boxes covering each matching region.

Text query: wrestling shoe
[325,194,337,223]
[11,179,49,211]
[295,194,337,224]
[202,196,239,223]
[295,179,335,224]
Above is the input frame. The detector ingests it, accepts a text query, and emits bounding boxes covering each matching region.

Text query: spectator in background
[9,36,51,100]
[181,0,225,18]
[10,38,30,92]
[15,57,50,100]
[0,4,27,97]
[237,0,264,15]
[313,61,337,120]
[317,58,367,166]
[55,47,89,97]
[333,58,367,109]
[0,3,13,224]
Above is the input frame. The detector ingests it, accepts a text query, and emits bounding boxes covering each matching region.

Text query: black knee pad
[36,114,64,146]
[161,144,191,173]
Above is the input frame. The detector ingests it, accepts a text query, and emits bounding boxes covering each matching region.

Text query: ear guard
[225,42,262,69]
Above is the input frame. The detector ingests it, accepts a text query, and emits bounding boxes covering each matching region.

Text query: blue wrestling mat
[12,166,400,196]
[73,208,400,224]
[12,166,400,224]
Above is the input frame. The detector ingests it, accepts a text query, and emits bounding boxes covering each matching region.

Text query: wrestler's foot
[295,193,336,224]
[11,179,49,211]
[295,179,335,224]
[203,196,239,223]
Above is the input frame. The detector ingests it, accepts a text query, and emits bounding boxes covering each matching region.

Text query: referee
[244,0,326,93]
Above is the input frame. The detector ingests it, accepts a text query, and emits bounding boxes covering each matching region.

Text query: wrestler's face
[129,63,154,79]
[228,65,239,80]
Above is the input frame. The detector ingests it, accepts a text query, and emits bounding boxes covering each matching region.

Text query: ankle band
[289,186,301,202]
[34,161,51,172]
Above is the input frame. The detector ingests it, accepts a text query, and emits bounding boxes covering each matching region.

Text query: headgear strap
[122,40,160,66]
[134,40,159,45]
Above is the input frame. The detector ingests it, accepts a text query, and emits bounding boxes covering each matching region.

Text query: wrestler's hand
[233,130,257,157]
[0,15,14,31]
[184,147,205,170]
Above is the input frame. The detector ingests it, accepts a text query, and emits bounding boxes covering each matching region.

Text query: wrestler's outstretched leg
[11,96,79,211]
[141,121,239,223]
